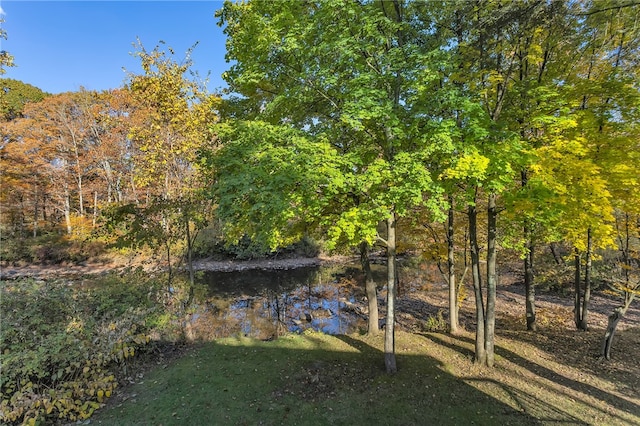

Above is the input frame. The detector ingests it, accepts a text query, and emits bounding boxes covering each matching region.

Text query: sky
[0,1,229,94]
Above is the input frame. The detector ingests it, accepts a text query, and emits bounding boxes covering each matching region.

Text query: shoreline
[0,255,357,280]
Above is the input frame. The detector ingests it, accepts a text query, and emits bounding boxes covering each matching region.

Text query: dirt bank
[0,255,355,280]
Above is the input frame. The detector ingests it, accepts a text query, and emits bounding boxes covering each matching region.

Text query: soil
[393,262,640,334]
[0,254,352,280]
[388,262,640,408]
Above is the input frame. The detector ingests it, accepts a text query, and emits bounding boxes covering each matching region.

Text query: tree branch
[575,2,640,16]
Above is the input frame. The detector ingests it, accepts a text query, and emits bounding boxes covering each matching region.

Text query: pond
[185,262,392,340]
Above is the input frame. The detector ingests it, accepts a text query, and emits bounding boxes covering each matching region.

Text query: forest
[1,1,639,425]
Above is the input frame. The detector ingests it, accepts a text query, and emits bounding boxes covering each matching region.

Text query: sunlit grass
[92,331,565,425]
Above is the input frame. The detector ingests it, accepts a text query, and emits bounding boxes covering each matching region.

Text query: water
[189,263,389,339]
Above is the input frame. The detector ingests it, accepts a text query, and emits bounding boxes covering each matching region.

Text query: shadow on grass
[423,332,639,424]
[94,333,539,425]
[500,326,640,403]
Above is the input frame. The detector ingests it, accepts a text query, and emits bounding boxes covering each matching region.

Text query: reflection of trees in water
[185,264,379,340]
[265,289,289,338]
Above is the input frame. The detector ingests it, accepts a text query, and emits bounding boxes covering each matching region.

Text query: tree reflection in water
[184,264,379,340]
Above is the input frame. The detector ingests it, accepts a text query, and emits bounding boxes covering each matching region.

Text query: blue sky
[1,1,229,94]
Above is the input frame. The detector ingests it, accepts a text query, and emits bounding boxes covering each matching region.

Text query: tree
[0,79,49,122]
[442,0,544,367]
[117,41,218,296]
[498,1,580,332]
[602,211,639,359]
[1,91,97,235]
[563,0,639,331]
[0,17,14,75]
[575,0,640,352]
[217,0,451,372]
[84,88,139,206]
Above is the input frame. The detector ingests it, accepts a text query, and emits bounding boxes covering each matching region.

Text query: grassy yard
[93,329,640,425]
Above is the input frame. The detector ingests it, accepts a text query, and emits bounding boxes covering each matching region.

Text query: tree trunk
[185,210,195,307]
[549,242,565,265]
[64,188,72,234]
[92,191,98,228]
[18,194,25,238]
[447,196,459,333]
[521,170,536,331]
[165,236,174,295]
[33,186,39,238]
[42,193,47,223]
[78,174,84,217]
[485,192,497,368]
[602,294,635,360]
[384,213,397,373]
[524,241,536,331]
[468,201,486,364]
[574,249,582,329]
[579,228,593,331]
[360,242,379,335]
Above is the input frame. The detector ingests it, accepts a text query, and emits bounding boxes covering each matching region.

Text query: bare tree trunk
[469,201,486,364]
[579,228,593,331]
[185,209,195,307]
[521,170,536,331]
[524,241,536,331]
[485,192,497,368]
[448,196,459,333]
[78,175,84,217]
[360,242,379,335]
[18,194,25,238]
[42,193,47,223]
[549,242,565,265]
[574,249,582,329]
[165,237,173,292]
[92,191,98,228]
[130,174,139,205]
[64,188,72,235]
[602,293,635,360]
[33,186,39,238]
[384,213,397,373]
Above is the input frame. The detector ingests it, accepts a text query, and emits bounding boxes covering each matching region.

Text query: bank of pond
[0,260,412,424]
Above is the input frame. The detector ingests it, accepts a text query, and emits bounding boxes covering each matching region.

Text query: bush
[0,273,162,425]
[279,235,322,258]
[0,237,32,264]
[422,309,448,333]
[192,225,323,260]
[0,233,108,265]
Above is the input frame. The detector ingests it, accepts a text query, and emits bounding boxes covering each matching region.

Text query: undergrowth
[0,270,171,425]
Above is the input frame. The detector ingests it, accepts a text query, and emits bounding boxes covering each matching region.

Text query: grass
[92,329,640,425]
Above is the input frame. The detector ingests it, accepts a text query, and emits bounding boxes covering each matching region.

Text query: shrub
[0,274,160,425]
[422,309,448,333]
[280,235,322,258]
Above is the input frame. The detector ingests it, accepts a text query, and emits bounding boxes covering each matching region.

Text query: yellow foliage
[67,214,94,241]
[441,152,490,181]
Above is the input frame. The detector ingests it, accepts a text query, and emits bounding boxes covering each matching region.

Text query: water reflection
[188,263,388,340]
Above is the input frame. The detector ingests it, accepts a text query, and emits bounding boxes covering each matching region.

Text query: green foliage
[0,274,160,425]
[215,1,454,254]
[422,309,448,333]
[211,120,349,252]
[0,79,49,121]
[283,235,322,258]
[0,18,15,76]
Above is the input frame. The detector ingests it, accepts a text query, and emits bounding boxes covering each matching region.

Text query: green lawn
[93,329,640,425]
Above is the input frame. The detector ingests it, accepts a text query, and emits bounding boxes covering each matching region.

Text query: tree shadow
[423,332,640,424]
[94,333,541,425]
[499,326,640,402]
